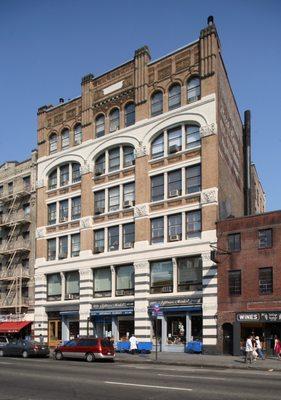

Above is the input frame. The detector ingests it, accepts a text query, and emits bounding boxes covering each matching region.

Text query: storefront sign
[92,302,134,310]
[237,312,281,322]
[91,309,133,316]
[149,298,201,308]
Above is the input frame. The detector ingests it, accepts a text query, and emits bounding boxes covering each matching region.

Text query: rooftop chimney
[59,98,64,104]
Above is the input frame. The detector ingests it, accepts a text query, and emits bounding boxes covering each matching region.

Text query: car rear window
[0,337,7,343]
[78,339,98,346]
[101,339,113,348]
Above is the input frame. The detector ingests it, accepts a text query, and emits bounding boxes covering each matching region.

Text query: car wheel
[22,350,28,359]
[85,352,95,362]
[0,350,4,357]
[55,351,63,360]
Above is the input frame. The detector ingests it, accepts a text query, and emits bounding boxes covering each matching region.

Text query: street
[0,357,281,400]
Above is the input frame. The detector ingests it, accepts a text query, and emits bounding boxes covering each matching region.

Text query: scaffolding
[0,186,31,314]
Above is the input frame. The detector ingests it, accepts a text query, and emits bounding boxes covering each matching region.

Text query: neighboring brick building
[34,17,248,353]
[217,211,281,356]
[0,152,37,330]
[251,163,266,214]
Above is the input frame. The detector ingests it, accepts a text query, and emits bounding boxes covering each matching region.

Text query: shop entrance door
[69,321,79,340]
[48,320,62,347]
[223,323,233,355]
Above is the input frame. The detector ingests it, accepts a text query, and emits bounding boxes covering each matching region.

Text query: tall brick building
[34,17,249,353]
[217,211,281,356]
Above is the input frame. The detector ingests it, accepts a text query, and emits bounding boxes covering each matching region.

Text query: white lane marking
[0,362,12,365]
[158,373,227,381]
[105,381,192,391]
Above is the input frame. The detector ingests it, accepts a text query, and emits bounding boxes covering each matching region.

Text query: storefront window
[150,260,173,294]
[65,271,79,300]
[116,265,134,296]
[119,318,134,341]
[167,316,186,345]
[93,268,111,297]
[177,256,202,292]
[47,273,61,301]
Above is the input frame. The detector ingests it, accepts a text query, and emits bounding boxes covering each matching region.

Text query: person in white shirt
[245,335,253,364]
[255,336,265,360]
[129,334,138,355]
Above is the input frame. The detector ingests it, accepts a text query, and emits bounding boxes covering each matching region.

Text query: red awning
[0,321,32,333]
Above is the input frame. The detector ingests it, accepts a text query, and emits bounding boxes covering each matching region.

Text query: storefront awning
[91,309,134,316]
[149,306,202,314]
[0,321,32,333]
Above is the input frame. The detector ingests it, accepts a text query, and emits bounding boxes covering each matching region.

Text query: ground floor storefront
[219,311,281,356]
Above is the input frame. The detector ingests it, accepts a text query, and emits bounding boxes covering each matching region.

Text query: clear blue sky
[0,0,280,210]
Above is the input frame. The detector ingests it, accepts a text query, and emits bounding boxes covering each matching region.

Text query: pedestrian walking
[245,335,253,364]
[39,334,44,345]
[129,334,138,355]
[274,335,281,360]
[255,336,265,360]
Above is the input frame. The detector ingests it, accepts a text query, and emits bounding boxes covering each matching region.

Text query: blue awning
[91,309,134,316]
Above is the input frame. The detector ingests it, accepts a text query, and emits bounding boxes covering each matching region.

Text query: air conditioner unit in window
[169,189,180,197]
[116,289,125,296]
[169,145,181,154]
[123,200,134,208]
[94,246,104,254]
[60,216,68,222]
[125,159,135,167]
[65,293,75,300]
[58,252,67,259]
[95,208,105,215]
[169,234,181,241]
[123,242,133,249]
[95,169,103,177]
[109,245,117,251]
[109,205,119,212]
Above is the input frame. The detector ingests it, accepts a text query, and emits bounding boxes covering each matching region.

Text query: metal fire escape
[0,186,31,314]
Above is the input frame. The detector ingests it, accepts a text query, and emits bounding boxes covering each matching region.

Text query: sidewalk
[115,352,281,372]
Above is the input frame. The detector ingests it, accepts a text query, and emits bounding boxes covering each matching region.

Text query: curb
[115,357,281,372]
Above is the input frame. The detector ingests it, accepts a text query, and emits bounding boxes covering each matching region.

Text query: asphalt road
[0,357,281,400]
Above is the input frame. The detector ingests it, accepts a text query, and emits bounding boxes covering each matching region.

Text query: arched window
[168,84,181,110]
[95,153,106,176]
[109,108,120,132]
[49,133,58,154]
[95,114,105,138]
[187,77,201,103]
[123,146,135,167]
[124,103,135,127]
[151,133,164,159]
[151,91,163,116]
[74,124,82,145]
[48,169,57,190]
[72,162,81,183]
[61,128,70,149]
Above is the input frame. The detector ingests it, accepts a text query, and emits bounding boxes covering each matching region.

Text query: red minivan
[54,337,115,362]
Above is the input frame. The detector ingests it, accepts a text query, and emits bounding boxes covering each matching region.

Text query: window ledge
[149,192,201,207]
[93,165,135,180]
[46,182,82,194]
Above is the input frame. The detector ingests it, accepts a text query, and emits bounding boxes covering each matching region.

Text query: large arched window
[124,103,135,127]
[151,91,163,116]
[151,133,164,159]
[47,162,81,190]
[49,133,58,154]
[95,114,105,138]
[168,84,181,110]
[187,77,201,103]
[94,145,135,176]
[61,128,70,149]
[109,108,120,133]
[74,124,82,145]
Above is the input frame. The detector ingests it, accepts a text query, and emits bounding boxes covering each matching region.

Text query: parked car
[54,337,115,362]
[0,339,50,358]
[0,336,9,348]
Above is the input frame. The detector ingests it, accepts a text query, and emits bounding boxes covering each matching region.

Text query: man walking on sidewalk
[245,335,254,364]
